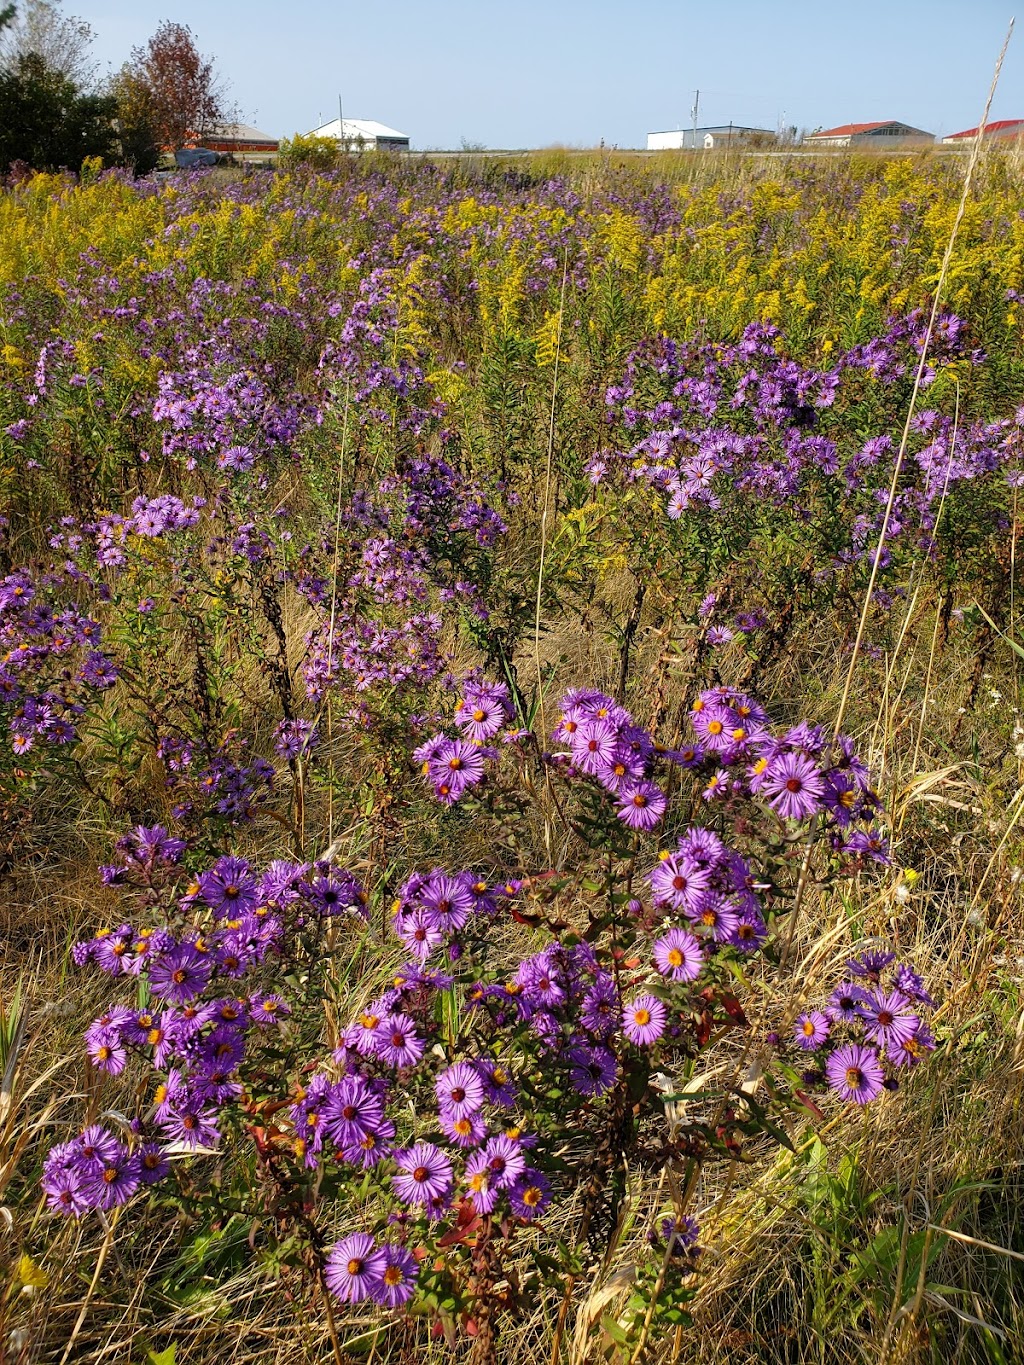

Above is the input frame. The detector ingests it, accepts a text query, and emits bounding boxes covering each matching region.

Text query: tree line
[0,1,227,176]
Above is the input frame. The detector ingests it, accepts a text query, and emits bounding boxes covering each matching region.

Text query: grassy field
[1,147,1024,1365]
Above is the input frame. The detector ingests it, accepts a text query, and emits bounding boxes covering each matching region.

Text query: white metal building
[647,125,775,151]
[309,118,410,152]
[803,121,933,148]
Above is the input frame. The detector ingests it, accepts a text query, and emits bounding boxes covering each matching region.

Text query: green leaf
[148,1348,176,1365]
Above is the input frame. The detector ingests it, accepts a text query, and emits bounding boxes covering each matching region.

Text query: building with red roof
[941,119,1024,144]
[804,120,933,148]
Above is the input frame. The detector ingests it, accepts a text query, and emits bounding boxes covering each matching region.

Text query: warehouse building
[647,125,775,150]
[203,122,280,159]
[803,121,933,148]
[309,118,410,152]
[941,118,1024,144]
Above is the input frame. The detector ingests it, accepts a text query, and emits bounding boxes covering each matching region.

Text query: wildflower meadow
[2,147,1024,1364]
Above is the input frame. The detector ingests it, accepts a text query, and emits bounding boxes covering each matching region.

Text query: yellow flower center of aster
[632,793,648,808]
[707,719,723,735]
[634,1008,651,1026]
[667,948,684,967]
[412,1165,429,1182]
[102,1166,117,1183]
[802,1020,815,1036]
[384,1265,403,1286]
[731,727,746,741]
[473,708,486,722]
[347,1258,364,1275]
[840,790,856,807]
[522,1185,542,1207]
[454,1118,472,1135]
[147,1028,164,1046]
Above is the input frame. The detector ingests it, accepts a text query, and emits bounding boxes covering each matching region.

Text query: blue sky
[78,0,1020,148]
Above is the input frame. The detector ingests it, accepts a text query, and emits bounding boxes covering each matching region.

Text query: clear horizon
[64,0,1022,149]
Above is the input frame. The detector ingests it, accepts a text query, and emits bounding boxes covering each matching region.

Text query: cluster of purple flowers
[42,1126,168,1216]
[390,867,519,961]
[45,836,368,1215]
[324,1232,419,1306]
[648,824,766,961]
[273,718,319,761]
[549,688,677,830]
[791,950,936,1104]
[413,679,514,803]
[683,687,888,861]
[155,734,277,826]
[0,569,118,755]
[298,457,506,708]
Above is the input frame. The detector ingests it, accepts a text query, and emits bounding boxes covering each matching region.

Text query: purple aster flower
[616,780,666,830]
[691,892,741,942]
[392,1142,453,1205]
[474,1057,517,1107]
[463,1151,500,1214]
[649,853,710,912]
[84,1146,142,1210]
[76,1125,121,1172]
[825,1043,885,1104]
[622,994,667,1045]
[325,1233,387,1304]
[420,874,475,933]
[483,1133,526,1189]
[568,1044,618,1096]
[86,1030,127,1075]
[793,1011,831,1051]
[762,752,825,821]
[375,1014,425,1068]
[341,1119,395,1169]
[846,949,896,982]
[888,1023,936,1068]
[571,717,619,775]
[825,981,870,1024]
[323,1075,386,1148]
[455,692,507,742]
[42,1164,91,1216]
[197,856,257,917]
[158,1102,221,1150]
[427,739,486,793]
[650,1214,701,1257]
[249,993,291,1026]
[137,1143,171,1185]
[892,964,936,1008]
[396,907,445,961]
[370,1243,419,1307]
[148,943,212,1004]
[509,1168,552,1220]
[860,990,920,1048]
[580,978,619,1038]
[652,928,704,982]
[440,1110,487,1148]
[435,1061,484,1120]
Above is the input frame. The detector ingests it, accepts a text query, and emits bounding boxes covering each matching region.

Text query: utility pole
[338,92,345,154]
[690,88,699,150]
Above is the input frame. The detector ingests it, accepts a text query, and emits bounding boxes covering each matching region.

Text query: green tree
[0,50,116,173]
[107,65,161,174]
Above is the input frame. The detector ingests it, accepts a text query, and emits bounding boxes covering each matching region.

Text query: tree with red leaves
[127,21,225,150]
